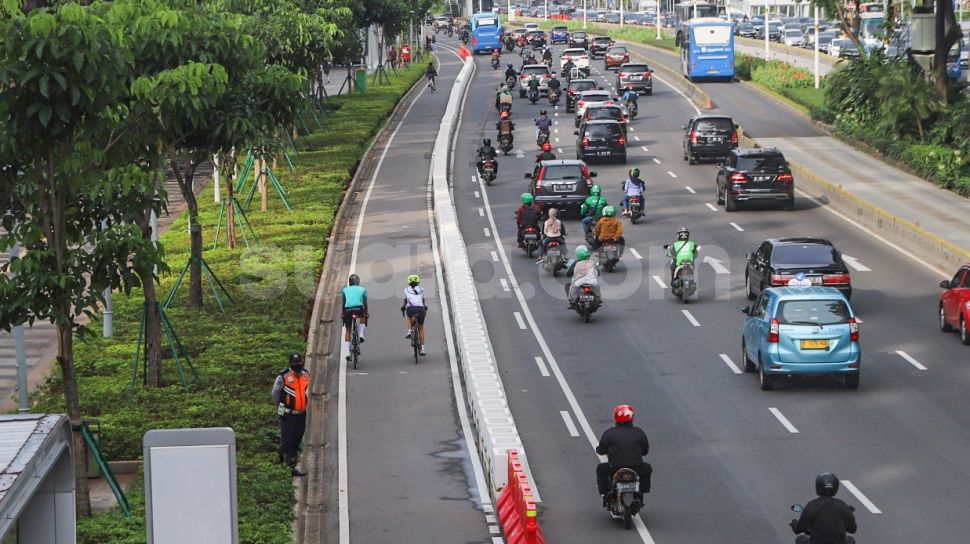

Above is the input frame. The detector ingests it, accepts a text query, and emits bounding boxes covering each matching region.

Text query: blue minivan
[741,287,860,390]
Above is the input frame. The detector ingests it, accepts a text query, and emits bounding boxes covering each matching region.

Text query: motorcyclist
[534,109,552,140]
[591,206,624,256]
[491,49,501,66]
[619,168,645,216]
[517,34,528,51]
[666,227,698,284]
[562,58,576,80]
[542,47,553,64]
[477,138,499,176]
[503,33,514,51]
[580,185,608,236]
[595,405,652,506]
[496,84,514,111]
[547,73,562,97]
[515,192,543,248]
[504,64,518,88]
[622,87,639,107]
[496,111,515,147]
[523,51,538,66]
[536,207,566,262]
[535,142,557,162]
[564,245,600,307]
[791,473,857,544]
[526,74,541,101]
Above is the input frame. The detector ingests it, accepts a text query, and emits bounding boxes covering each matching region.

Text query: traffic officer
[272,353,310,476]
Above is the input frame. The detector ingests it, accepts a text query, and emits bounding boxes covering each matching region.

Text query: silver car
[782,29,805,47]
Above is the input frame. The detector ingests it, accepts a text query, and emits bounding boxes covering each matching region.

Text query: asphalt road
[449,42,970,543]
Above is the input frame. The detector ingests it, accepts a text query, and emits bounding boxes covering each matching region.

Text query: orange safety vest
[279,369,310,412]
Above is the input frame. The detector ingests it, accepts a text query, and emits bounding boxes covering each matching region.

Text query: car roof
[587,104,622,110]
[733,146,783,156]
[619,63,648,68]
[767,237,834,246]
[763,286,852,301]
[694,114,734,121]
[568,79,596,84]
[593,36,612,41]
[539,159,587,167]
[522,64,551,70]
[579,89,611,96]
[583,119,623,126]
[563,48,588,53]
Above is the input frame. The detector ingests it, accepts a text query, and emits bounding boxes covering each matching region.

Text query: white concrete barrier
[430,55,537,497]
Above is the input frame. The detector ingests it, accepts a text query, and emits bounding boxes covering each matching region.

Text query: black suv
[575,120,626,164]
[569,31,590,49]
[682,115,738,164]
[715,148,794,211]
[744,238,852,300]
[616,63,653,95]
[525,159,596,216]
[590,36,613,58]
[565,79,598,112]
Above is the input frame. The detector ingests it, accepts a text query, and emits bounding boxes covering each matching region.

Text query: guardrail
[430,48,536,494]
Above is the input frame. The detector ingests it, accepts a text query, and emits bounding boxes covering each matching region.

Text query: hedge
[33,62,426,543]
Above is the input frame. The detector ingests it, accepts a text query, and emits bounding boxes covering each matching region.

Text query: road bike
[349,314,362,369]
[409,320,420,364]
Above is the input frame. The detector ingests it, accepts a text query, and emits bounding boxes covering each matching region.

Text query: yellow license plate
[800,339,828,350]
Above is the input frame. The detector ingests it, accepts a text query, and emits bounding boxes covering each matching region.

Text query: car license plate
[810,276,822,285]
[710,137,723,143]
[597,151,610,156]
[554,184,573,192]
[630,74,642,80]
[580,294,595,301]
[708,69,718,74]
[616,482,638,492]
[800,339,828,350]
[753,176,770,182]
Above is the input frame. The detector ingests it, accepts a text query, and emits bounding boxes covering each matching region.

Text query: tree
[932,0,963,102]
[875,59,943,141]
[0,3,164,517]
[808,0,868,57]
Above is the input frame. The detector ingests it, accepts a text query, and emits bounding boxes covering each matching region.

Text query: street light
[814,5,820,89]
[764,0,770,57]
[657,0,662,39]
[584,0,588,28]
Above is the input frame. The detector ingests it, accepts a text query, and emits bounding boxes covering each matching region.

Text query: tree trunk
[57,322,91,519]
[933,0,962,102]
[177,160,203,309]
[143,274,163,387]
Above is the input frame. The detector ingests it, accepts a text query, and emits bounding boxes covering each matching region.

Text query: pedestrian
[387,45,397,69]
[425,34,432,52]
[322,57,332,84]
[272,353,310,477]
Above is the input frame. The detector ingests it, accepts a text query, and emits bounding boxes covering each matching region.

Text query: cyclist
[401,274,428,356]
[341,274,368,361]
[425,62,438,92]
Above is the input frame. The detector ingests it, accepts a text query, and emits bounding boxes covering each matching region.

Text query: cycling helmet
[540,109,547,116]
[521,192,534,205]
[348,274,360,286]
[407,274,421,286]
[542,142,552,152]
[289,353,304,366]
[676,227,690,241]
[614,404,635,424]
[575,245,590,261]
[815,473,840,497]
[501,111,510,119]
[603,205,616,217]
[483,138,491,146]
[590,184,602,196]
[631,168,640,177]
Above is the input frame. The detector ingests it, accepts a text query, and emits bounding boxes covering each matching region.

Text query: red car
[939,263,970,344]
[604,46,631,70]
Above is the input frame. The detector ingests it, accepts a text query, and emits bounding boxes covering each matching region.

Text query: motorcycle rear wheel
[623,507,632,530]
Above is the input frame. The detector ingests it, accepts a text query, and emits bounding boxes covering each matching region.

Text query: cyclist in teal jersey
[341,274,368,360]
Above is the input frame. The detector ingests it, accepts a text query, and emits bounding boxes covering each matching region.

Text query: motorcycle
[597,241,620,272]
[446,26,454,38]
[548,88,561,106]
[628,195,643,224]
[672,261,697,303]
[543,57,553,68]
[536,129,550,147]
[491,56,501,70]
[528,88,539,105]
[520,225,541,257]
[541,241,567,276]
[460,31,469,44]
[605,468,643,530]
[505,75,516,90]
[499,134,513,155]
[504,40,514,53]
[499,101,513,115]
[789,504,857,544]
[573,284,601,322]
[481,159,497,186]
[625,97,638,118]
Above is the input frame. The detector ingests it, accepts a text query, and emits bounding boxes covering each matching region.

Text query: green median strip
[34,63,425,544]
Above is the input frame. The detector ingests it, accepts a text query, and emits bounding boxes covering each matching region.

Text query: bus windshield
[858,16,883,40]
[474,16,498,29]
[693,25,732,46]
[678,3,718,19]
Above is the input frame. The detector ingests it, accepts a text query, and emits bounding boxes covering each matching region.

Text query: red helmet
[542,142,552,152]
[614,404,635,424]
[501,111,509,119]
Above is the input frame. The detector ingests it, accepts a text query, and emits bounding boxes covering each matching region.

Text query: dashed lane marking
[895,350,927,371]
[667,171,677,178]
[652,157,661,164]
[681,309,701,327]
[652,275,667,289]
[685,186,696,194]
[560,410,580,437]
[705,203,718,211]
[769,407,800,434]
[484,227,491,238]
[514,311,527,330]
[842,480,883,514]
[730,222,744,232]
[718,354,743,374]
[500,278,510,292]
[629,248,643,260]
[534,356,550,377]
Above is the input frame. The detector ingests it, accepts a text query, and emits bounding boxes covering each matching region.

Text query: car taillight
[849,317,859,341]
[776,172,794,182]
[731,131,738,145]
[617,136,625,145]
[605,100,614,105]
[582,137,590,146]
[577,101,585,108]
[770,274,788,286]
[646,71,652,77]
[822,273,851,285]
[728,172,748,183]
[689,130,698,144]
[768,319,780,343]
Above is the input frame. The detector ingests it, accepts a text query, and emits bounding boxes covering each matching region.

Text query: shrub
[751,59,814,89]
[899,144,970,194]
[735,53,766,81]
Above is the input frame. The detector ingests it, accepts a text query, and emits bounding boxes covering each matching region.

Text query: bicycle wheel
[351,326,359,370]
[411,325,419,364]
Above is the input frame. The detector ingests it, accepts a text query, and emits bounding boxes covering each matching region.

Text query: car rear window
[569,81,597,92]
[736,153,787,171]
[563,49,587,56]
[585,124,622,138]
[580,92,611,101]
[522,66,551,76]
[573,32,587,38]
[588,107,622,120]
[785,30,802,36]
[554,26,568,31]
[620,64,649,72]
[771,244,839,267]
[594,37,612,43]
[542,164,585,180]
[776,300,851,326]
[695,118,734,132]
[607,46,628,53]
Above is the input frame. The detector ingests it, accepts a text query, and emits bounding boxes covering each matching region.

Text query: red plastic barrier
[458,44,471,60]
[497,450,545,544]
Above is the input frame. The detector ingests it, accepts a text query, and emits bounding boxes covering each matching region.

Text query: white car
[519,64,553,97]
[573,90,615,127]
[829,38,848,57]
[560,48,590,71]
[524,22,539,31]
[782,29,805,47]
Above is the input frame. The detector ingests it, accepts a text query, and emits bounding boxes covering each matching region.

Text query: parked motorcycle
[598,241,620,272]
[573,284,601,322]
[605,468,643,530]
[520,225,541,257]
[541,241,567,276]
[499,134,513,155]
[628,195,643,224]
[548,88,561,106]
[481,159,497,186]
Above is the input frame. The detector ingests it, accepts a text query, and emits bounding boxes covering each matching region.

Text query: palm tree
[875,61,942,142]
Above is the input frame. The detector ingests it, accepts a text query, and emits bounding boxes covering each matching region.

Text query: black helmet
[676,227,690,241]
[815,473,840,497]
[348,274,360,286]
[484,138,491,146]
[289,353,304,366]
[540,109,547,116]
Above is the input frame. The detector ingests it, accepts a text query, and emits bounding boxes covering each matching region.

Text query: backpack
[521,206,539,226]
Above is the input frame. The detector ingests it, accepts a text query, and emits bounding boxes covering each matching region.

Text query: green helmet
[575,245,590,261]
[407,274,420,285]
[631,168,640,177]
[590,185,602,196]
[603,205,616,217]
[521,193,534,205]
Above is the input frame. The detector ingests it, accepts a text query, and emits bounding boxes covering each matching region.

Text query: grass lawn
[31,62,425,544]
[779,86,825,111]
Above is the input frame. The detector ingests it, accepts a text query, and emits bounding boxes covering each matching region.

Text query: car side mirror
[681,124,688,130]
[662,244,670,249]
[524,173,533,179]
[940,280,951,289]
[741,306,751,315]
[590,172,597,177]
[574,130,579,135]
[744,252,752,261]
[791,504,804,513]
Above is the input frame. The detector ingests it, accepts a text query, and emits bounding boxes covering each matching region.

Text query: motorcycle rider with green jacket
[580,185,608,236]
[665,227,698,284]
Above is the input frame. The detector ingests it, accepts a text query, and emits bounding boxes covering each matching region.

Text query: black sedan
[744,238,853,300]
[575,120,626,164]
[569,31,590,49]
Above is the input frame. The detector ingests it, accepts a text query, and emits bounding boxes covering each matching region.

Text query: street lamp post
[584,0,588,28]
[657,0,662,39]
[814,5,820,89]
[544,0,548,21]
[620,0,624,27]
[8,241,28,412]
[508,0,514,22]
[764,1,770,57]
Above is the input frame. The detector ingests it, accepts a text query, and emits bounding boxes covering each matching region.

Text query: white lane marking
[629,248,643,260]
[895,350,927,371]
[768,407,800,434]
[641,146,649,152]
[705,203,718,211]
[730,222,744,232]
[667,171,677,178]
[471,175,478,184]
[492,537,504,544]
[555,137,560,142]
[634,135,641,141]
[652,275,668,288]
[685,186,696,194]
[486,515,497,523]
[557,148,564,154]
[560,410,580,437]
[554,112,559,117]
[477,172,660,544]
[703,255,730,274]
[841,480,883,514]
[681,309,701,327]
[474,190,480,198]
[514,311,527,330]
[534,356,550,377]
[500,278,510,291]
[491,250,499,262]
[484,227,491,237]
[842,254,872,272]
[479,208,485,216]
[719,354,743,374]
[554,128,559,133]
[342,78,432,544]
[652,157,661,164]
[489,525,500,534]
